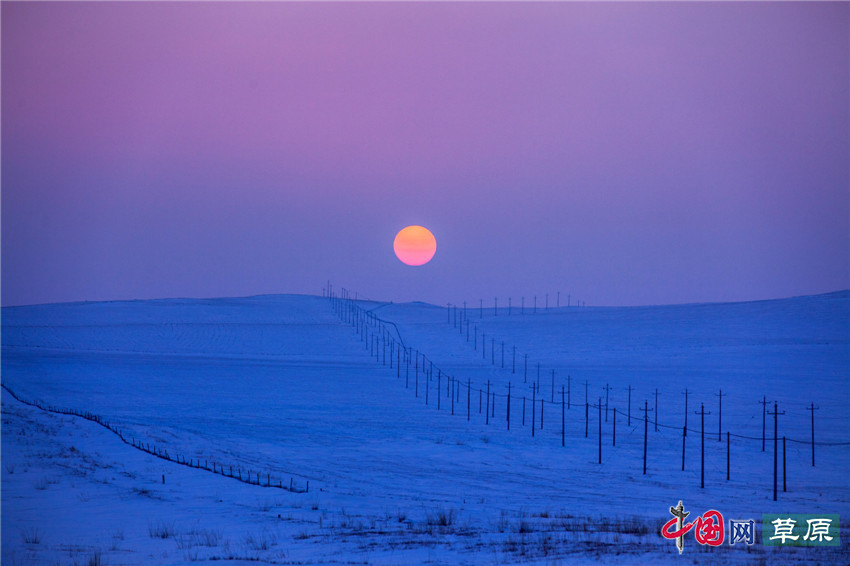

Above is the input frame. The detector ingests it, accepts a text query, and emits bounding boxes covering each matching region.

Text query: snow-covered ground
[2,291,848,564]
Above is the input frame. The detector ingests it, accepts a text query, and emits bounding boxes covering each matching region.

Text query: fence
[0,383,310,493]
[328,285,850,502]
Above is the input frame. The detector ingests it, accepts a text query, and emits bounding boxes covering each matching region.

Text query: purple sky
[2,2,848,307]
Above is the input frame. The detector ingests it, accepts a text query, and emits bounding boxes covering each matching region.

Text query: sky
[2,1,848,308]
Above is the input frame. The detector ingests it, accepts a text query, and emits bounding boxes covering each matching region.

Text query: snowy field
[2,291,849,565]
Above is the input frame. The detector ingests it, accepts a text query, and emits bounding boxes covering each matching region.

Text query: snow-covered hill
[2,291,848,564]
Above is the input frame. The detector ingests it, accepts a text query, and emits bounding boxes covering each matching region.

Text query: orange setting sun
[393,226,436,266]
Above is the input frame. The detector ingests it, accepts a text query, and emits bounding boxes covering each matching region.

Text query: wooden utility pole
[641,401,653,475]
[485,381,491,425]
[598,398,602,464]
[806,403,819,466]
[506,383,512,430]
[767,403,785,501]
[759,396,769,452]
[654,388,660,432]
[560,386,566,447]
[695,403,711,488]
[716,389,725,442]
[551,369,555,403]
[531,383,537,437]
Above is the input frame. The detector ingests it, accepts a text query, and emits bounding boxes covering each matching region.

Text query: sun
[393,226,436,266]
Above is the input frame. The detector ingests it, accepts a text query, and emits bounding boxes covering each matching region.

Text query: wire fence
[0,383,310,493]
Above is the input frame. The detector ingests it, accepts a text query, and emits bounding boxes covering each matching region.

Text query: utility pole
[641,401,653,475]
[506,383,512,430]
[716,389,725,442]
[626,385,634,426]
[603,383,612,422]
[560,386,566,447]
[531,383,537,437]
[654,388,660,432]
[806,403,819,466]
[551,369,555,403]
[759,396,769,452]
[767,402,785,501]
[598,398,602,464]
[485,381,491,425]
[682,388,690,435]
[695,403,711,488]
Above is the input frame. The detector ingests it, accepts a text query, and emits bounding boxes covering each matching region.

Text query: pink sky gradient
[2,1,848,307]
